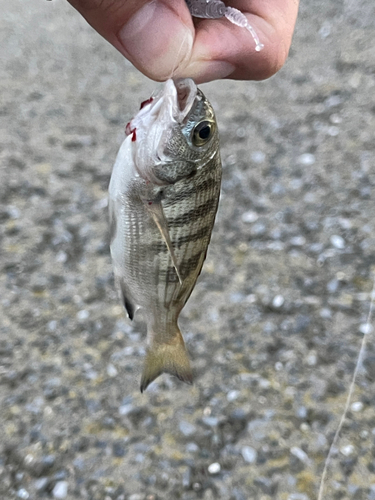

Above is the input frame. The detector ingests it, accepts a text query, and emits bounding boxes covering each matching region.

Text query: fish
[108,78,222,392]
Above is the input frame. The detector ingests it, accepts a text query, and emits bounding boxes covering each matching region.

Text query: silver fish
[109,78,222,392]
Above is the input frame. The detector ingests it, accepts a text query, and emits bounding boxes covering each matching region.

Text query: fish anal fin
[140,328,193,392]
[144,199,183,285]
[119,281,135,320]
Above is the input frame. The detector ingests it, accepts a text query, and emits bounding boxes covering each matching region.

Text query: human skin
[67,0,300,84]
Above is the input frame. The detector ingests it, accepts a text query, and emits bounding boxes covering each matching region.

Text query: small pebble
[77,309,89,320]
[250,222,266,236]
[251,151,265,163]
[208,462,221,474]
[227,390,240,401]
[291,446,310,465]
[272,295,284,308]
[179,421,196,437]
[330,113,342,124]
[267,240,285,251]
[330,235,345,249]
[34,478,49,492]
[338,217,352,229]
[327,278,339,293]
[48,320,58,332]
[202,416,219,427]
[359,323,373,335]
[320,308,332,319]
[236,127,246,138]
[52,481,68,499]
[319,23,331,39]
[306,353,317,366]
[94,197,108,210]
[7,205,21,219]
[229,292,245,304]
[325,95,342,108]
[241,211,258,223]
[186,442,199,453]
[296,406,307,419]
[340,444,355,457]
[245,294,257,304]
[55,251,68,263]
[350,401,364,412]
[17,489,29,499]
[327,126,339,136]
[241,446,257,463]
[290,178,303,190]
[106,363,118,377]
[298,153,315,165]
[290,236,306,247]
[119,404,134,416]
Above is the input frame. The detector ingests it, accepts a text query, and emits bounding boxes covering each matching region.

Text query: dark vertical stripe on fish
[142,224,213,255]
[174,224,213,249]
[167,176,219,204]
[167,197,218,228]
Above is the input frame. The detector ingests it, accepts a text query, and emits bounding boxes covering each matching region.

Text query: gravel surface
[1,1,375,499]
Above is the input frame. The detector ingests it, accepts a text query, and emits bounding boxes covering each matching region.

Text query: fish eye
[192,120,215,147]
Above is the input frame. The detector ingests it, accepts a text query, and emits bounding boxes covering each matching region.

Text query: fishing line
[169,18,191,81]
[317,269,375,500]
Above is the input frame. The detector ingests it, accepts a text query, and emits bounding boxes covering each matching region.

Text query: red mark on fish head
[148,201,153,205]
[126,122,137,141]
[140,97,154,110]
[125,121,132,136]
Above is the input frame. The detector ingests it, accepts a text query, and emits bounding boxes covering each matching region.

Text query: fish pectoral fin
[140,327,193,392]
[143,199,183,285]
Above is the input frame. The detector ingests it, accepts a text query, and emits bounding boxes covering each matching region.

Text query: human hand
[67,0,299,84]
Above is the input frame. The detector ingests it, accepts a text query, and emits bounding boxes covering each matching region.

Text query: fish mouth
[156,78,197,124]
[130,79,197,133]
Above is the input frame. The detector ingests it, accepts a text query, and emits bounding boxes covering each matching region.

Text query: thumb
[67,0,194,81]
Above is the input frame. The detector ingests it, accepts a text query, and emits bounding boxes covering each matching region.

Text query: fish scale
[109,78,221,391]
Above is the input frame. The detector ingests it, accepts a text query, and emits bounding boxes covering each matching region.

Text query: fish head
[128,78,219,185]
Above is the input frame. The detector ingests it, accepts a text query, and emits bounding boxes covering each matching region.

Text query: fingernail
[118,1,193,81]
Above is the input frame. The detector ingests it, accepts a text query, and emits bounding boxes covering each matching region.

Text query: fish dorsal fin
[143,199,183,285]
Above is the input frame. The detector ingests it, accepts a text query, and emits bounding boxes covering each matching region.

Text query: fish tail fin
[140,327,193,393]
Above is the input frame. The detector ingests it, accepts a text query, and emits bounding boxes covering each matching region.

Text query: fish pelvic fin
[140,328,193,393]
[143,198,183,285]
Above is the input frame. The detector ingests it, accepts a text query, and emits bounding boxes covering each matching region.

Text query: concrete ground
[1,0,375,499]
